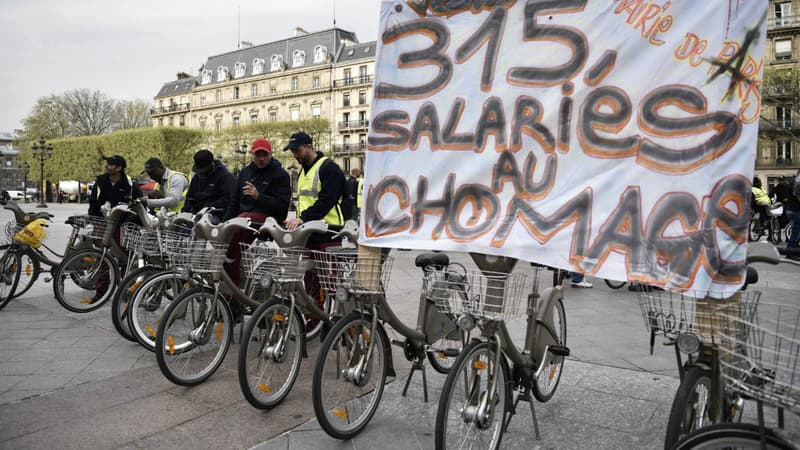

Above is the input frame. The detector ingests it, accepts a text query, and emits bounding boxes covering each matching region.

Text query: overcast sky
[0,0,381,134]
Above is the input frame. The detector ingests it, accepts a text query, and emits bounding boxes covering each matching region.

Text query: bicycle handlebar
[256,217,328,248]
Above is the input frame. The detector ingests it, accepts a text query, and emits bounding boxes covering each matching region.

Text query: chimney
[294,27,309,37]
[176,71,191,80]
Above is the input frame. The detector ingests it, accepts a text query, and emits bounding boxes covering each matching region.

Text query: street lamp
[19,162,29,203]
[235,142,248,171]
[31,138,53,208]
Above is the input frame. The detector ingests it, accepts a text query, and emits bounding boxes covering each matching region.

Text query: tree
[116,99,152,130]
[61,89,118,136]
[16,95,71,141]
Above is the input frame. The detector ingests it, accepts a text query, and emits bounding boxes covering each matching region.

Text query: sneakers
[571,280,593,288]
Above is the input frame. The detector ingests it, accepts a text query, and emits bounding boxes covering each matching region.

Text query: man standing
[787,172,800,252]
[342,168,361,221]
[139,158,188,213]
[89,155,142,216]
[182,149,236,219]
[224,138,291,287]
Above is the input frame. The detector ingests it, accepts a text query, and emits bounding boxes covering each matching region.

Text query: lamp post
[19,162,29,203]
[235,142,248,171]
[31,138,53,208]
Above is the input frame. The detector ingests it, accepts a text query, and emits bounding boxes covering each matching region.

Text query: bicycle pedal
[391,339,405,347]
[548,345,570,357]
[440,348,460,357]
[43,277,52,283]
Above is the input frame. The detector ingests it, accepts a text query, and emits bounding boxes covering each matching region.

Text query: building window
[777,107,792,128]
[776,38,793,60]
[312,103,321,118]
[216,89,222,103]
[313,76,320,88]
[168,117,173,126]
[343,112,350,125]
[201,69,212,85]
[776,2,792,27]
[270,54,283,72]
[216,120,222,132]
[269,110,277,122]
[344,68,352,85]
[158,118,163,126]
[343,93,350,107]
[777,141,793,165]
[359,65,368,83]
[179,115,185,126]
[344,158,351,173]
[217,66,229,82]
[233,116,240,127]
[234,62,246,78]
[293,50,306,67]
[359,111,367,125]
[359,134,366,149]
[290,106,300,121]
[270,81,277,94]
[158,99,163,108]
[200,95,206,106]
[314,45,328,63]
[291,76,298,91]
[359,90,367,105]
[252,58,265,75]
[251,83,258,97]
[233,86,240,99]
[250,113,258,124]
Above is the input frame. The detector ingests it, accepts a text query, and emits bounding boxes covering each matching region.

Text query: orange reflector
[437,352,447,360]
[145,325,156,338]
[472,360,488,370]
[128,280,142,293]
[333,408,348,419]
[548,364,557,382]
[362,331,370,343]
[273,313,285,322]
[79,298,92,304]
[83,256,97,264]
[25,264,32,276]
[216,323,223,341]
[168,336,175,355]
[257,383,271,393]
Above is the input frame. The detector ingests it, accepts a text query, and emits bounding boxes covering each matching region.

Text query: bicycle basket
[638,289,761,343]
[159,226,194,268]
[3,219,21,243]
[716,302,800,414]
[430,269,528,321]
[169,239,228,273]
[121,223,162,257]
[241,243,306,282]
[69,215,108,241]
[311,247,393,295]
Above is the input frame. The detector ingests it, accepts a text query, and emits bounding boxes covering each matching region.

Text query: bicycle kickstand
[401,359,429,403]
[506,388,541,440]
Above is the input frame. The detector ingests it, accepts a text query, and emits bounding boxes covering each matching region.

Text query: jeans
[788,209,800,248]
[571,272,584,284]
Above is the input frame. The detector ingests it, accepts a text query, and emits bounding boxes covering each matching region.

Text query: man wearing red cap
[224,138,291,288]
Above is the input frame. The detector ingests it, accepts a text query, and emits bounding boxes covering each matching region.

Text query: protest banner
[362,0,768,296]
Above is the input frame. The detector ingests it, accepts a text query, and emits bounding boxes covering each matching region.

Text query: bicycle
[433,254,568,449]
[673,268,800,449]
[638,242,797,449]
[237,217,347,409]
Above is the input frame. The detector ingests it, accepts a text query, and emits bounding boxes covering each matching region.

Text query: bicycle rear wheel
[0,249,21,310]
[427,312,464,374]
[111,266,161,342]
[664,366,713,449]
[155,286,232,386]
[435,340,510,450]
[53,248,119,313]
[129,270,185,352]
[238,297,305,409]
[673,423,794,449]
[532,296,567,402]
[312,311,388,440]
[5,245,39,300]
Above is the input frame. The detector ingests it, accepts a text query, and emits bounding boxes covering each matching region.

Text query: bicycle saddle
[3,201,53,222]
[194,214,251,243]
[415,252,449,269]
[334,220,359,244]
[257,217,327,248]
[746,242,780,265]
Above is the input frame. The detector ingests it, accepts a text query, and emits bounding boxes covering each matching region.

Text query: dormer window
[313,45,328,63]
[201,69,212,85]
[293,50,306,68]
[270,54,283,72]
[253,58,265,75]
[217,66,229,82]
[234,62,246,78]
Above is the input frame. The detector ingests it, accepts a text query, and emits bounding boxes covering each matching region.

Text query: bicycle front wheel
[238,297,305,409]
[604,279,627,289]
[664,366,713,449]
[673,423,794,450]
[312,311,387,440]
[111,266,160,342]
[155,286,233,386]
[0,249,21,310]
[532,296,567,402]
[435,340,510,450]
[6,245,39,300]
[129,270,185,352]
[53,248,119,313]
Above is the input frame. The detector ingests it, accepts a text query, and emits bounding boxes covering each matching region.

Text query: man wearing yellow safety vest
[139,158,188,213]
[284,131,347,332]
[752,177,771,232]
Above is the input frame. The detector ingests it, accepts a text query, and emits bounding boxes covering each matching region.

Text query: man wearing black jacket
[224,138,291,288]
[88,155,142,216]
[182,150,236,219]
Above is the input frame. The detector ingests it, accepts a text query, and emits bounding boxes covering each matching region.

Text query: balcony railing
[333,75,373,87]
[756,158,797,169]
[769,15,800,30]
[150,103,190,116]
[338,120,370,130]
[760,119,800,132]
[332,143,367,154]
[762,84,796,97]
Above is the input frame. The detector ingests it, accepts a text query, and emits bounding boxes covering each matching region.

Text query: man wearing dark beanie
[182,149,236,219]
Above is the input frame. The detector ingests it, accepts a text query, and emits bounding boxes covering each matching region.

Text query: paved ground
[0,203,798,449]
